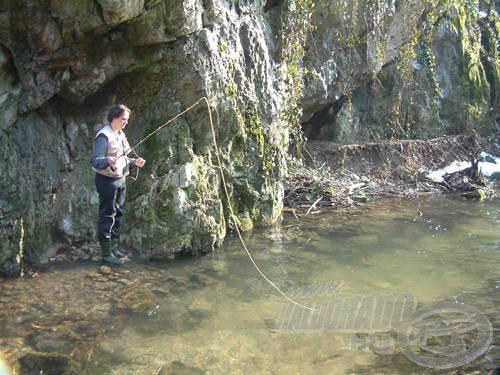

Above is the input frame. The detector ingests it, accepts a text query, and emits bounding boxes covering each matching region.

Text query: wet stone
[87,266,135,287]
[163,360,205,374]
[19,353,73,375]
[114,285,157,314]
[27,332,74,354]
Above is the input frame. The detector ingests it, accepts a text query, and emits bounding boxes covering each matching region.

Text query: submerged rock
[461,188,487,200]
[164,360,205,375]
[115,285,157,314]
[18,353,74,375]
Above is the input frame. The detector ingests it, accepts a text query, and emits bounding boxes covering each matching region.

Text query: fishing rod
[110,97,208,176]
[128,97,208,157]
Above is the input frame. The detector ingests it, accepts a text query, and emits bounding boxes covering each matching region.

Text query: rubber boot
[111,234,130,261]
[100,236,125,265]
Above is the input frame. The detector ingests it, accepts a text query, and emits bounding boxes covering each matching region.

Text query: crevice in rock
[93,0,105,24]
[0,43,19,83]
[264,0,282,12]
[302,95,347,141]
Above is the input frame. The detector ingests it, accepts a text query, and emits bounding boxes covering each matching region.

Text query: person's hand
[135,158,146,168]
[108,156,117,168]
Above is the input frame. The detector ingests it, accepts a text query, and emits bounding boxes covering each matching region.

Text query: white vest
[92,125,132,178]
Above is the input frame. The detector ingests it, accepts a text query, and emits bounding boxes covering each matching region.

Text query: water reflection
[0,195,498,374]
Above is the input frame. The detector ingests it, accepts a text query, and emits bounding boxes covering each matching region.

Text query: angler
[91,104,146,265]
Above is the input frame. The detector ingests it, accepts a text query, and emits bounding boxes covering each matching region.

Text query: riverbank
[283,133,499,214]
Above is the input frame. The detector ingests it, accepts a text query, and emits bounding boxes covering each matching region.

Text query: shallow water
[0,195,499,374]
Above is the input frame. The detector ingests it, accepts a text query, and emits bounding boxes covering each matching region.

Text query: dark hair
[107,104,131,123]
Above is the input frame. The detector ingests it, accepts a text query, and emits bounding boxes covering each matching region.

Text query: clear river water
[0,194,498,374]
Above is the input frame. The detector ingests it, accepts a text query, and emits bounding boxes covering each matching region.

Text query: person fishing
[90,98,307,308]
[91,104,146,264]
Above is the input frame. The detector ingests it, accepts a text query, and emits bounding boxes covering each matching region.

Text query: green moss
[279,0,313,155]
[246,112,265,157]
[398,0,494,136]
[480,10,500,108]
[128,153,226,253]
[232,211,254,231]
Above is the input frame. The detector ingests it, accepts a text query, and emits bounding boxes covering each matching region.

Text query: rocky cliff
[0,0,498,275]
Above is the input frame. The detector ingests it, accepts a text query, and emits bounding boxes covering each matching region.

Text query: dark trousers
[95,173,126,241]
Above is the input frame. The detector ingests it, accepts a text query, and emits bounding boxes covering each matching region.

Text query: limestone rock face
[0,1,498,274]
[302,1,499,142]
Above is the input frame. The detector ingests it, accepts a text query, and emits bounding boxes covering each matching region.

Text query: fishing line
[128,97,314,311]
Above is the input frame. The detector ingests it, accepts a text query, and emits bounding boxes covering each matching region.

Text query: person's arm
[91,134,111,169]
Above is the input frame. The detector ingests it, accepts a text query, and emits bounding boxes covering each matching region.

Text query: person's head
[107,104,131,131]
